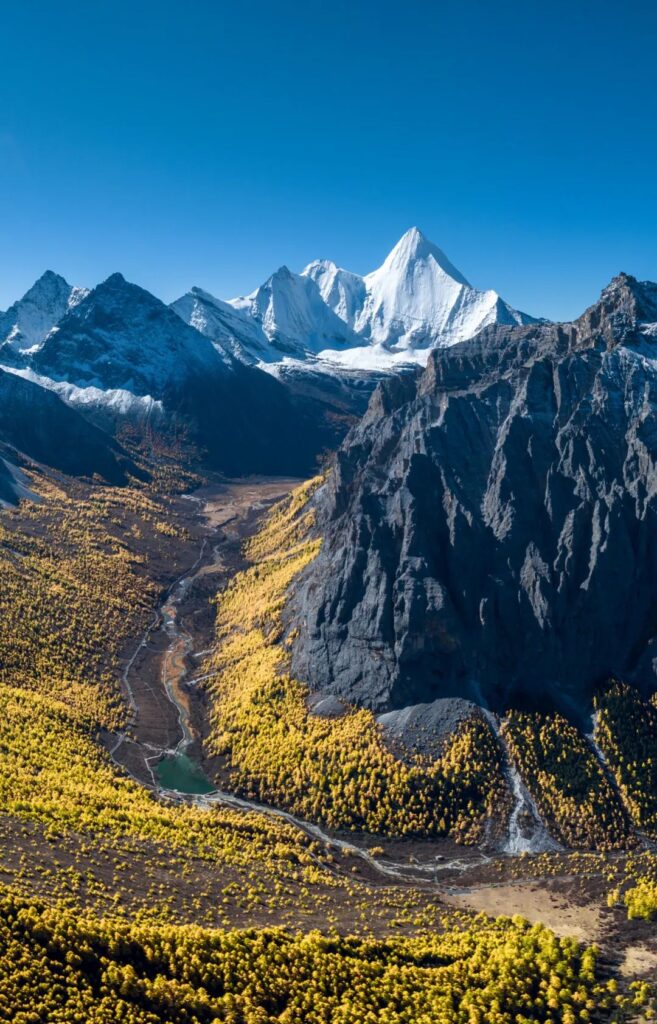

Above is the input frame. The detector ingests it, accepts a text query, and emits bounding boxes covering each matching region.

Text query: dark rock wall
[0,369,140,487]
[291,276,657,716]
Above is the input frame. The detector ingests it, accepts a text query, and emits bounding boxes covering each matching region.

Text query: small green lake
[155,752,215,795]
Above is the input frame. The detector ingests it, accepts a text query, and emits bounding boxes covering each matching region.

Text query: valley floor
[106,476,301,790]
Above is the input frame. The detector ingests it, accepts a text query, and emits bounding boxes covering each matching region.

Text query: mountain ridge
[289,272,657,721]
[0,272,342,477]
[33,271,231,396]
[0,366,142,498]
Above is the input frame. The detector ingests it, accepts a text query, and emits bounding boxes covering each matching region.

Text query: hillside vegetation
[594,682,657,831]
[0,890,644,1024]
[206,479,505,840]
[0,468,656,1018]
[501,712,629,849]
[0,477,181,728]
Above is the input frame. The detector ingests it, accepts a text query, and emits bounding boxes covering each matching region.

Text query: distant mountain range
[173,227,539,369]
[0,228,540,382]
[0,228,541,488]
[0,272,345,482]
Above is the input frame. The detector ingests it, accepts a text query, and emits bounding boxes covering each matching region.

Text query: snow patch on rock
[0,364,163,419]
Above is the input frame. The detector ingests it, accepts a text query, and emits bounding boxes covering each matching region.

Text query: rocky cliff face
[291,274,657,718]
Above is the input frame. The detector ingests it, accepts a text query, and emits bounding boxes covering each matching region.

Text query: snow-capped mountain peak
[0,270,89,354]
[304,257,337,276]
[296,228,540,367]
[357,228,476,349]
[372,226,472,288]
[303,227,539,360]
[228,265,359,357]
[171,286,272,364]
[174,230,540,373]
[301,259,366,327]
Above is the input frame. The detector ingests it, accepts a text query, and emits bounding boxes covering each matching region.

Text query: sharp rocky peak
[574,272,657,343]
[0,269,84,356]
[103,271,127,286]
[81,273,180,318]
[25,269,71,293]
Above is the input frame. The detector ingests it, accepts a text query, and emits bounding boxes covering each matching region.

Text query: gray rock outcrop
[290,274,657,717]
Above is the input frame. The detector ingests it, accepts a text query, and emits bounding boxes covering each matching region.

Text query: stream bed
[150,539,216,795]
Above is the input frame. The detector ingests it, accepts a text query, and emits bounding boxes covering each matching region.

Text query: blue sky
[1,0,655,319]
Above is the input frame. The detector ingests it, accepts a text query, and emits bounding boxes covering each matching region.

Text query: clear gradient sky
[1,0,655,319]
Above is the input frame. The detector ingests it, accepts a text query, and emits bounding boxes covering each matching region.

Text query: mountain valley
[1,236,657,1020]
